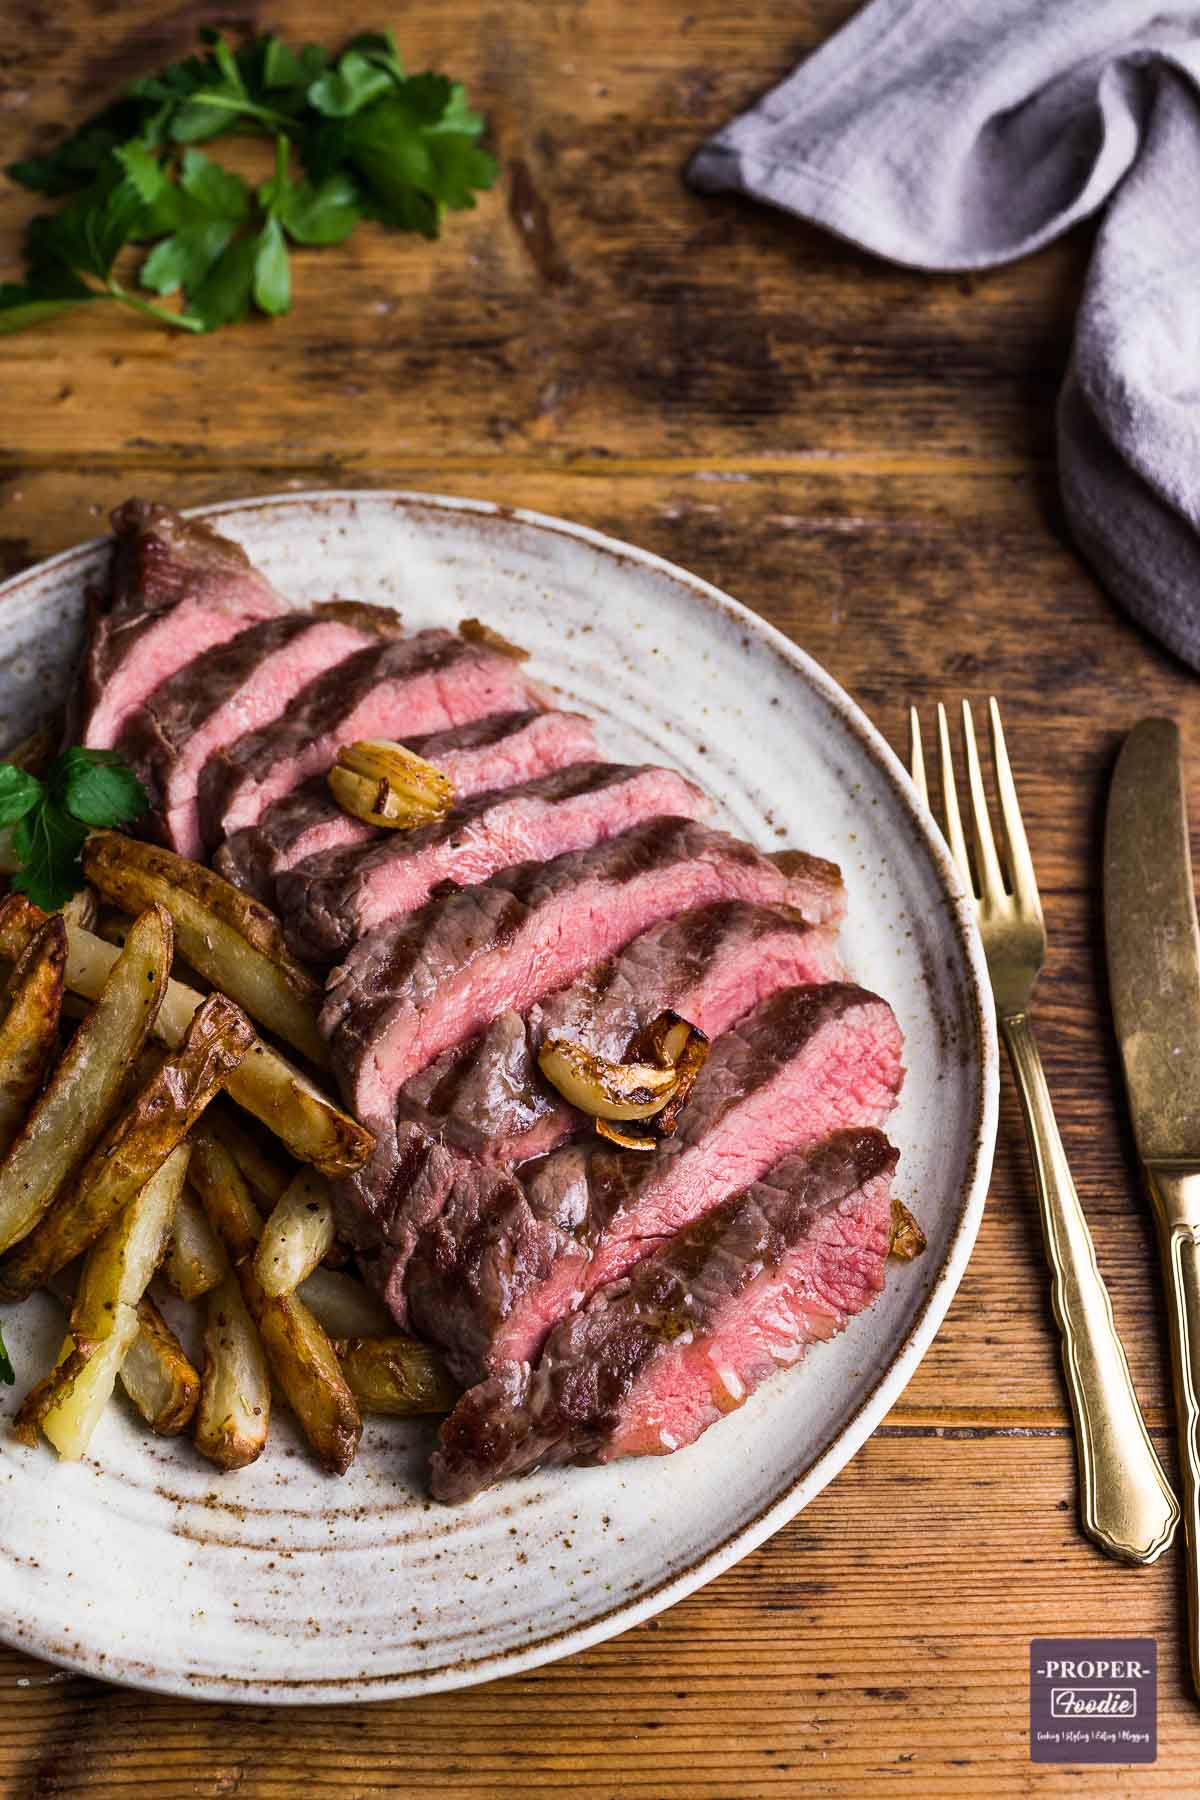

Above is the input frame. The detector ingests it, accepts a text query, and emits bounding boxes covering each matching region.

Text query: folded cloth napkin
[688,1,1200,670]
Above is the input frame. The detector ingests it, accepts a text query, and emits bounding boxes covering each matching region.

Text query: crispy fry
[20,1145,189,1458]
[163,1188,227,1301]
[0,897,374,1176]
[82,831,328,1067]
[297,1266,393,1338]
[206,1102,292,1205]
[190,1131,361,1475]
[0,915,66,1157]
[0,994,252,1299]
[335,1335,458,1416]
[194,1271,270,1470]
[0,903,171,1258]
[71,1143,190,1348]
[120,1296,200,1435]
[254,1169,334,1297]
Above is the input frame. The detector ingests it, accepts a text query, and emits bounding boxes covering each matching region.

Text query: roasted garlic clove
[538,1011,711,1149]
[327,740,454,831]
[888,1198,926,1260]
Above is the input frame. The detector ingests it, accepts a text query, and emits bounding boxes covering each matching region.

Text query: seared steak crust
[431,1127,898,1500]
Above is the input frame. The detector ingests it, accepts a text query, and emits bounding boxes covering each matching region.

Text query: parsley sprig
[2,30,495,335]
[0,748,147,910]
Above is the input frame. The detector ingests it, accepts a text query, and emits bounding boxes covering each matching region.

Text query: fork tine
[908,707,929,808]
[987,696,1042,918]
[935,703,973,890]
[960,699,1007,905]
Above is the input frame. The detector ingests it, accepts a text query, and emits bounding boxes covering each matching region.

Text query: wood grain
[1,0,1198,1789]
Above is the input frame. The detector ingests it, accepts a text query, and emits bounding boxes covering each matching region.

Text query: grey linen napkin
[688,1,1200,671]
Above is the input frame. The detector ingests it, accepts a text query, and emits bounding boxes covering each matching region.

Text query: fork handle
[1002,1010,1179,1565]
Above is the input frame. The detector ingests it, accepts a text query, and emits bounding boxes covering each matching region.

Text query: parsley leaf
[0,747,147,909]
[0,1321,13,1387]
[53,746,148,828]
[0,765,43,826]
[4,30,493,335]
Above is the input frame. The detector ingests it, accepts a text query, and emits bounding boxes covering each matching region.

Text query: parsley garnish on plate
[1,29,495,335]
[0,748,147,910]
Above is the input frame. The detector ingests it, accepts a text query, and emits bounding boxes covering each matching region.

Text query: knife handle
[1145,1163,1200,1694]
[1003,1012,1179,1565]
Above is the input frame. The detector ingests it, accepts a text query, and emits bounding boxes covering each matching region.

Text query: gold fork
[910,698,1178,1565]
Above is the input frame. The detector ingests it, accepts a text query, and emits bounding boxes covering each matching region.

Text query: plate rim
[0,489,999,1703]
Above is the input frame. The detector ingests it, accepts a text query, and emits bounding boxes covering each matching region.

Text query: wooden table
[1,0,1197,1791]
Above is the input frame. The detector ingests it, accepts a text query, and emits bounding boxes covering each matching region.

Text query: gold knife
[1106,716,1200,1692]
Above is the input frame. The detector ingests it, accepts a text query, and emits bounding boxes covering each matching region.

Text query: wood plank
[0,1,1087,465]
[0,1433,1190,1797]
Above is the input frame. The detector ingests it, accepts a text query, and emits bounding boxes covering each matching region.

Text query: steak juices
[77,500,908,1500]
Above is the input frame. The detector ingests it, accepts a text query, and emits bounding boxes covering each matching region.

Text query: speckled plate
[0,491,997,1703]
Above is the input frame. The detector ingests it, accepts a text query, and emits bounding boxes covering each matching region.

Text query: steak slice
[279,762,711,960]
[430,1127,898,1502]
[213,709,598,902]
[399,901,845,1167]
[321,818,846,1129]
[78,500,286,750]
[405,982,903,1383]
[199,631,540,844]
[118,614,373,859]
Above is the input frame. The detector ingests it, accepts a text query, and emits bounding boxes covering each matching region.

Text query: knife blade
[1106,716,1200,1697]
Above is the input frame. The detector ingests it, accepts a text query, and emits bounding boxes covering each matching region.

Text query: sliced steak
[118,614,373,859]
[78,501,286,750]
[400,901,845,1167]
[199,632,539,844]
[321,819,846,1129]
[405,982,903,1383]
[280,762,711,960]
[431,1127,898,1501]
[214,709,598,902]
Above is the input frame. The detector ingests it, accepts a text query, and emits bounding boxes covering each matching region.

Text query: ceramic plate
[0,492,997,1702]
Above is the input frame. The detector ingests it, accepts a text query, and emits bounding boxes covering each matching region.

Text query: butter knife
[1106,717,1200,1692]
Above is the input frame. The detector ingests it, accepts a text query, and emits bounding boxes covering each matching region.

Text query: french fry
[0,896,374,1177]
[14,1143,189,1458]
[297,1266,394,1338]
[0,914,66,1157]
[82,832,329,1068]
[190,1131,362,1475]
[120,1296,200,1435]
[163,1188,226,1301]
[0,903,171,1258]
[335,1335,458,1416]
[206,1102,292,1205]
[0,994,252,1299]
[194,1271,270,1470]
[254,1169,334,1297]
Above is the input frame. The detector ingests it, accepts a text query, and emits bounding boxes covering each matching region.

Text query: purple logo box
[1030,1639,1156,1764]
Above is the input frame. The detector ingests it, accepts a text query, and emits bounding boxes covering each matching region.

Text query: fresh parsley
[2,29,494,335]
[0,1320,13,1387]
[0,748,147,910]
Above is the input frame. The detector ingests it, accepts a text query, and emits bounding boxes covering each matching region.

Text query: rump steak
[404,982,904,1383]
[118,613,374,859]
[430,1127,898,1501]
[78,501,286,750]
[213,708,599,902]
[321,819,847,1129]
[198,631,540,843]
[398,901,845,1166]
[278,761,711,959]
